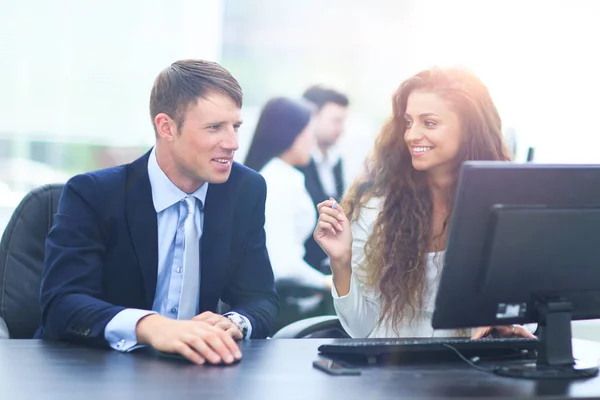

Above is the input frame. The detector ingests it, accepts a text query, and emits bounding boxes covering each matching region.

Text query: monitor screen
[433,162,600,330]
[432,162,600,378]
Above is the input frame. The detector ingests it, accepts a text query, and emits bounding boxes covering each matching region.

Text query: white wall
[403,0,600,163]
[0,0,224,147]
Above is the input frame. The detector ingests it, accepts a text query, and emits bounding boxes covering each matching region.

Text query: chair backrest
[274,278,334,332]
[0,184,64,338]
[272,315,350,339]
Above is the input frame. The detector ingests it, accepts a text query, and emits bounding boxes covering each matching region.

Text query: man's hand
[193,311,243,340]
[136,314,242,365]
[471,325,536,340]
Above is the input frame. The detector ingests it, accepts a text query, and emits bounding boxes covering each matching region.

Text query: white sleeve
[264,177,327,290]
[522,323,538,334]
[332,200,381,337]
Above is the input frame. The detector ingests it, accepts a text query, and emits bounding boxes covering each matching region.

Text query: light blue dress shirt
[104,147,251,351]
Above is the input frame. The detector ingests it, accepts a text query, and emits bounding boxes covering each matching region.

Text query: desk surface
[1,339,600,400]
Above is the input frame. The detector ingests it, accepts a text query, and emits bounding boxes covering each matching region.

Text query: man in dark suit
[37,60,278,365]
[298,85,349,274]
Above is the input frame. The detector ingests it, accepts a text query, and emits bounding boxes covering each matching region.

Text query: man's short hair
[149,60,243,135]
[302,85,349,111]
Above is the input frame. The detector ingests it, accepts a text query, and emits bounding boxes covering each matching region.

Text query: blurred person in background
[245,97,333,329]
[298,85,349,274]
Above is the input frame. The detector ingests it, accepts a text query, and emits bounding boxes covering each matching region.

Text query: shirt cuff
[521,323,538,334]
[104,309,157,352]
[228,312,253,339]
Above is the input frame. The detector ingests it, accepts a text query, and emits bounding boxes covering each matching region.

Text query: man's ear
[154,113,177,141]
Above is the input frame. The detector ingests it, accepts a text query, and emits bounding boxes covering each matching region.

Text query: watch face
[226,313,248,336]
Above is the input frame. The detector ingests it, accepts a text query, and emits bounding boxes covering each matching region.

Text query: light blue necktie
[178,196,200,320]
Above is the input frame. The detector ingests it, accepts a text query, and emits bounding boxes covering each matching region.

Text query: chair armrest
[0,317,9,339]
[273,315,346,338]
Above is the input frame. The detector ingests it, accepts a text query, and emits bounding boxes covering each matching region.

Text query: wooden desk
[1,339,599,399]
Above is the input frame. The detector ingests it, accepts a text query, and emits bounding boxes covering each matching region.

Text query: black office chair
[275,278,337,332]
[272,315,350,338]
[0,183,64,339]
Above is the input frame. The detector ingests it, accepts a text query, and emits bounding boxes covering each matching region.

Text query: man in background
[298,85,349,274]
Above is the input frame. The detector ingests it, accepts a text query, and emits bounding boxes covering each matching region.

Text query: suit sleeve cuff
[104,309,157,352]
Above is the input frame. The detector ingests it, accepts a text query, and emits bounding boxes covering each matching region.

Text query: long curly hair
[343,67,511,330]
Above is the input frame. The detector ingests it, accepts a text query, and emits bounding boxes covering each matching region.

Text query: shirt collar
[147,147,209,213]
[311,146,341,166]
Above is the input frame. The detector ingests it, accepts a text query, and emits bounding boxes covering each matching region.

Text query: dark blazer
[297,157,344,273]
[37,151,278,346]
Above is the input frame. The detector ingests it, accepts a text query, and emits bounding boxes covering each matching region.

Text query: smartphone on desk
[313,359,361,376]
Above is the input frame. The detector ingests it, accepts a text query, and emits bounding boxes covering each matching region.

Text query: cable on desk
[442,344,497,374]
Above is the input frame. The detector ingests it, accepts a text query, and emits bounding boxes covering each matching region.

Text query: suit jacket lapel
[302,159,327,207]
[125,151,158,308]
[200,182,230,311]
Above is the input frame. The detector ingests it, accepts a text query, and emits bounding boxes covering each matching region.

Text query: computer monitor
[432,162,600,379]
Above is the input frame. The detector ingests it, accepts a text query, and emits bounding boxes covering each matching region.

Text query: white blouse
[332,197,536,338]
[332,197,464,338]
[261,158,327,290]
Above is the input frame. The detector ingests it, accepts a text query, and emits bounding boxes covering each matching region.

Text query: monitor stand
[494,299,599,379]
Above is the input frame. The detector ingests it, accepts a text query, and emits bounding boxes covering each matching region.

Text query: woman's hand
[471,325,536,339]
[313,198,352,264]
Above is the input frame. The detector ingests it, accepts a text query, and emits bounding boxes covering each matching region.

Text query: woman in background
[313,67,536,339]
[245,97,331,293]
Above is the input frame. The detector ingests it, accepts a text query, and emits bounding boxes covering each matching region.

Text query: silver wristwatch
[224,312,249,337]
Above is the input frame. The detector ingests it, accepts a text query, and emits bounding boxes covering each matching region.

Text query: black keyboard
[318,337,539,359]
